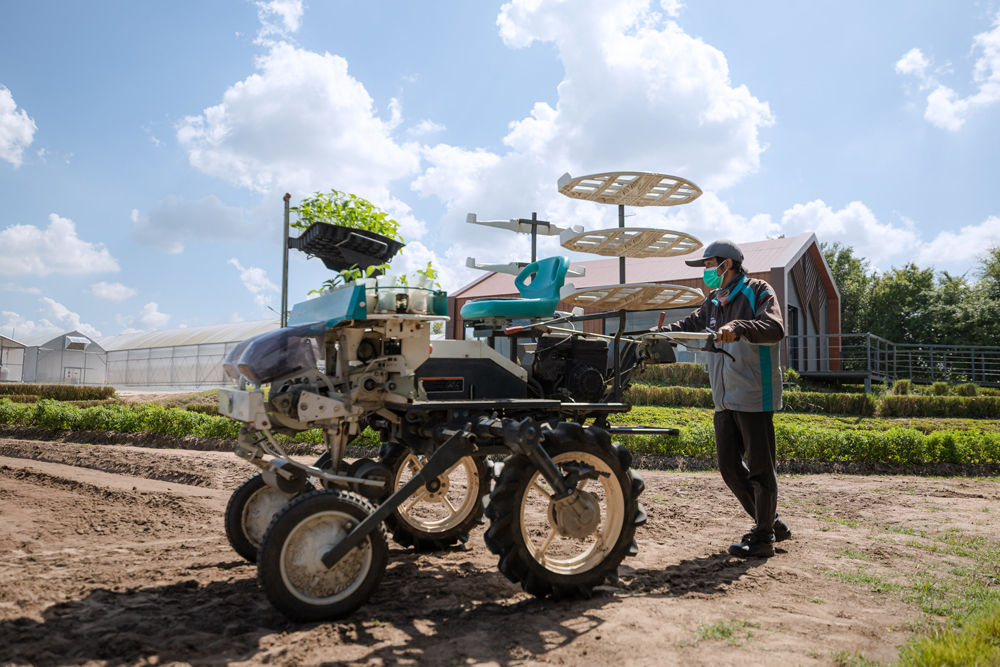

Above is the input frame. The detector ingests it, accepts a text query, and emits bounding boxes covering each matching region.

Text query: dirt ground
[1,438,998,667]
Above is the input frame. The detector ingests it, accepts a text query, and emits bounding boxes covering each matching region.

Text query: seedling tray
[289,223,404,271]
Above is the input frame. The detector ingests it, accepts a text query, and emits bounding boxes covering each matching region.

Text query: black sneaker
[774,516,792,542]
[753,515,792,542]
[728,532,775,558]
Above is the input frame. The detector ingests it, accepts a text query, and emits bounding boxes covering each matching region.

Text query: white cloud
[405,0,773,288]
[0,85,36,167]
[916,215,1000,264]
[407,120,446,137]
[659,0,684,18]
[779,200,920,264]
[895,47,931,81]
[1,282,42,295]
[777,200,1000,270]
[131,195,252,254]
[30,298,103,338]
[138,302,171,330]
[228,258,278,309]
[90,281,138,302]
[0,214,120,276]
[1,311,52,339]
[175,40,426,242]
[256,0,304,42]
[896,11,1000,130]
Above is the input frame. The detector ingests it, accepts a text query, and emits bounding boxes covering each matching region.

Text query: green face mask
[703,265,724,289]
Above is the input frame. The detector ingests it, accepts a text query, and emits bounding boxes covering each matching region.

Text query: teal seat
[461,256,571,321]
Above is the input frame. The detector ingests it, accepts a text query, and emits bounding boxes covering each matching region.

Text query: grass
[831,650,883,667]
[825,522,1000,666]
[685,619,761,647]
[897,605,1000,666]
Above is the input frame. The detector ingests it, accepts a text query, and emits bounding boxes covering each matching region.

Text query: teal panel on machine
[288,284,367,328]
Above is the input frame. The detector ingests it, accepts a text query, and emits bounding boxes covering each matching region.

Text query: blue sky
[1,0,998,338]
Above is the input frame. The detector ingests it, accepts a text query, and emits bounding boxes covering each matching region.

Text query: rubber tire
[379,443,488,551]
[484,422,644,599]
[225,473,303,563]
[256,489,389,622]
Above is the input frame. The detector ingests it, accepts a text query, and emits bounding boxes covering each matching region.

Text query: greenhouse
[97,320,279,388]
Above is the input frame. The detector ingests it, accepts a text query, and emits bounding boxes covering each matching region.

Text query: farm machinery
[218,172,719,621]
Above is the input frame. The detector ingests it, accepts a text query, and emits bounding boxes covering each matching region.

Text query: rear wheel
[484,422,645,599]
[225,473,299,563]
[257,489,388,621]
[379,444,487,551]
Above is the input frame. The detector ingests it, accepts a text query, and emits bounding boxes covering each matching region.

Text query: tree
[822,242,872,334]
[867,263,935,342]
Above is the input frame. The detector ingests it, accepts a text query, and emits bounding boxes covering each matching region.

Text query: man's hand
[715,323,739,345]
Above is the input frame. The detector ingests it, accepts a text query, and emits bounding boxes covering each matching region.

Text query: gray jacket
[662,274,784,412]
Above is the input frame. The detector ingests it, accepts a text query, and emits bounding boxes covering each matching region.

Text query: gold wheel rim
[518,452,625,575]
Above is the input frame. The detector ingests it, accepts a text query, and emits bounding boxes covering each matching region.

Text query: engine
[529,333,609,402]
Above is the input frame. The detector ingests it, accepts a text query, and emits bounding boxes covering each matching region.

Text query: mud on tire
[378,443,488,551]
[484,422,646,599]
[256,489,389,622]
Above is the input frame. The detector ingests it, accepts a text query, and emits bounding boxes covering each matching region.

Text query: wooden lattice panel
[559,226,701,258]
[557,171,702,207]
[560,283,704,311]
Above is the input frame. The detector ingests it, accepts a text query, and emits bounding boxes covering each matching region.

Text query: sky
[1,0,999,339]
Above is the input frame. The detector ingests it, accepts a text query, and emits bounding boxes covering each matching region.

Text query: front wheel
[257,489,389,621]
[484,422,645,599]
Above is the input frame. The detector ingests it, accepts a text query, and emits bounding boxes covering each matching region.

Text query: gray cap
[684,239,744,267]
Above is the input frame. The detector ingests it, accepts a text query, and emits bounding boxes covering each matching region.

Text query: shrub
[185,404,220,416]
[956,383,980,397]
[933,382,950,396]
[783,367,801,384]
[4,395,39,403]
[636,363,710,387]
[783,392,878,416]
[623,385,714,408]
[0,384,115,400]
[892,379,912,395]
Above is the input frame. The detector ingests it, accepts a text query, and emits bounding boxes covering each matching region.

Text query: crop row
[625,384,1000,419]
[2,398,996,465]
[0,384,116,400]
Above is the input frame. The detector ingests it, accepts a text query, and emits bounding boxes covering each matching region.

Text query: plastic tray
[289,223,404,271]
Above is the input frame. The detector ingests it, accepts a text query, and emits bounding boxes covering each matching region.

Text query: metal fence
[787,334,1000,386]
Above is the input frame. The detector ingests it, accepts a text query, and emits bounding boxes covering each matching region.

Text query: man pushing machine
[657,239,791,557]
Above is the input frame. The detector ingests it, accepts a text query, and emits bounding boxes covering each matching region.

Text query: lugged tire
[224,473,304,563]
[484,422,645,599]
[378,443,488,551]
[256,489,388,622]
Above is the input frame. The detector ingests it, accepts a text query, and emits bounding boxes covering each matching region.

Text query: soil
[1,437,998,667]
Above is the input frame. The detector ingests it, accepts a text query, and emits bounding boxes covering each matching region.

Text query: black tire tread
[484,422,644,600]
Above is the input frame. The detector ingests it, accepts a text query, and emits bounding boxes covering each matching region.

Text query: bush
[956,383,980,397]
[185,404,220,416]
[4,395,39,403]
[623,385,714,408]
[892,379,912,395]
[783,367,801,384]
[636,363,709,387]
[783,392,878,416]
[932,382,950,396]
[0,384,115,400]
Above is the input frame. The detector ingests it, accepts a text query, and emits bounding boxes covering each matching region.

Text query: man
[658,239,790,557]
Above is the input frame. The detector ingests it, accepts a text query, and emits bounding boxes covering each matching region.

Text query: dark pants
[713,410,778,538]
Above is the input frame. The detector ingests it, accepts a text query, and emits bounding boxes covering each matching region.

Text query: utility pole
[281,193,291,328]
